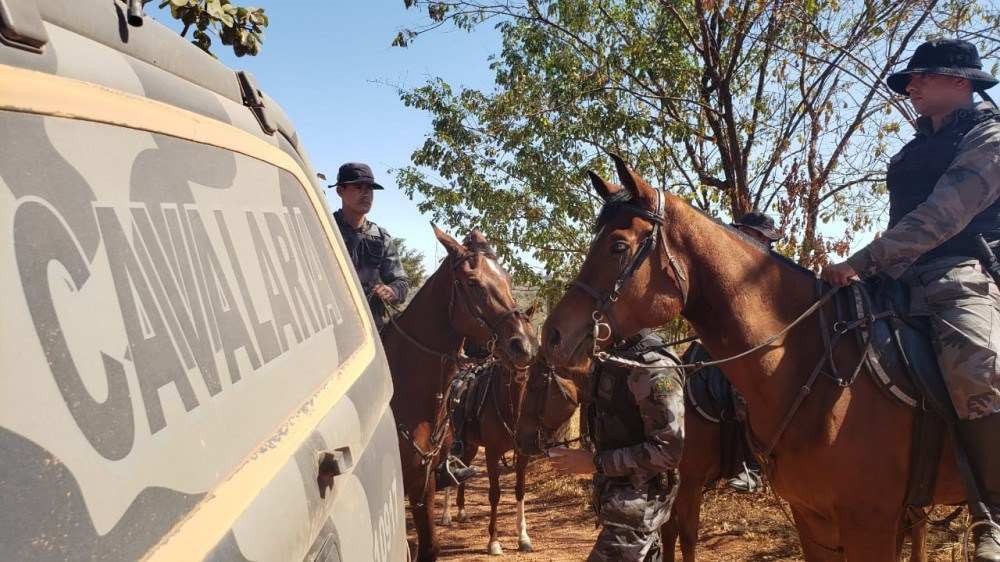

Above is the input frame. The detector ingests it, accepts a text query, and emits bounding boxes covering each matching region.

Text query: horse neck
[672,204,826,435]
[389,259,464,375]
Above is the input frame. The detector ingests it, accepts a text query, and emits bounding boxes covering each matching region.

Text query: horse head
[543,154,688,372]
[433,225,538,369]
[514,357,583,457]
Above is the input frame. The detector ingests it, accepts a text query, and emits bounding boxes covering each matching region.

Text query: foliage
[158,0,268,57]
[394,238,428,290]
[393,0,998,293]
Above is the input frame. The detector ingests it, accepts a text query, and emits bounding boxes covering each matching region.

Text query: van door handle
[317,446,353,499]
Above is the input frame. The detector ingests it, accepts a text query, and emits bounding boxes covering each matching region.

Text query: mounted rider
[548,330,685,561]
[685,211,783,494]
[822,39,1000,561]
[330,162,409,331]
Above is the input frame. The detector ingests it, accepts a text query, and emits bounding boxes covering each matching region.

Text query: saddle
[842,275,958,507]
[451,362,496,435]
[682,343,756,481]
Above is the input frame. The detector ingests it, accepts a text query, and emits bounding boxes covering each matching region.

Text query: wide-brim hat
[733,211,781,241]
[887,39,998,96]
[329,162,384,190]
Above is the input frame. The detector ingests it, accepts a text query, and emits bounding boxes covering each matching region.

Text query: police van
[0,1,407,560]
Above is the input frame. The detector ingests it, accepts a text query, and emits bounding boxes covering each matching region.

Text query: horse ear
[466,228,488,246]
[431,223,465,257]
[588,170,618,201]
[524,299,540,318]
[610,153,656,207]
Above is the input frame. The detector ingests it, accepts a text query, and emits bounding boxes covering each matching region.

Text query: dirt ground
[407,458,970,561]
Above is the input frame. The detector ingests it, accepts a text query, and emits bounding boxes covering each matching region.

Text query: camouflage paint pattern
[0,3,407,560]
[904,257,1000,419]
[588,335,683,561]
[844,102,1000,421]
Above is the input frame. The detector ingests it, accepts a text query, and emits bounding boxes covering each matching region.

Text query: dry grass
[417,458,970,561]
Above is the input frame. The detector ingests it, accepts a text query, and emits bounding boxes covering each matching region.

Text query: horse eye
[610,240,629,254]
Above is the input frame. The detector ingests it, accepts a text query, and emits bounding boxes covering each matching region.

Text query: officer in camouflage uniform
[331,162,409,331]
[822,39,1000,560]
[548,330,684,562]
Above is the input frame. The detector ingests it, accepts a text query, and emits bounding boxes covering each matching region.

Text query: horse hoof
[488,541,504,555]
[440,515,452,527]
[519,540,533,552]
[457,510,468,523]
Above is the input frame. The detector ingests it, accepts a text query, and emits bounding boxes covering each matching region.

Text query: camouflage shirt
[590,334,685,487]
[845,102,1000,279]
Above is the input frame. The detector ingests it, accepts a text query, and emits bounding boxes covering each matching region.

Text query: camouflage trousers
[903,257,1000,420]
[587,477,677,562]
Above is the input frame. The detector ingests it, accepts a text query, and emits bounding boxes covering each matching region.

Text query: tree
[394,238,428,292]
[393,0,998,293]
[156,0,268,57]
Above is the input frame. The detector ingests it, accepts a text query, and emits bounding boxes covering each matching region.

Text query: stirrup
[435,455,478,489]
[727,462,762,493]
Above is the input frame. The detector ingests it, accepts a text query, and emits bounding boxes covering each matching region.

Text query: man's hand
[546,447,596,475]
[372,284,397,303]
[821,262,859,287]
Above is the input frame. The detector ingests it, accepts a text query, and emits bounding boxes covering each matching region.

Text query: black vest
[587,334,666,452]
[887,106,1000,263]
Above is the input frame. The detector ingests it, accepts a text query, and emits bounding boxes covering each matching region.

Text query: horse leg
[677,482,706,562]
[896,507,927,562]
[440,488,453,526]
[788,507,844,562]
[838,507,902,562]
[907,515,928,562]
[408,476,440,562]
[660,517,680,562]
[486,448,504,555]
[515,455,533,552]
[457,445,477,523]
[840,524,900,561]
[660,483,704,562]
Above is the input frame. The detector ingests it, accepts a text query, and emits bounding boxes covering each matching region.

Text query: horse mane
[592,191,817,280]
[593,190,636,232]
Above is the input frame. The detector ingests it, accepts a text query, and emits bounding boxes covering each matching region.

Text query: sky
[150,1,501,274]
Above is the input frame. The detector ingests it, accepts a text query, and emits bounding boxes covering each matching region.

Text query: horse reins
[564,188,899,467]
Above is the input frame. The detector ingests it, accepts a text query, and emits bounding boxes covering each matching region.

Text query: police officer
[822,39,1000,560]
[548,330,684,562]
[331,162,409,331]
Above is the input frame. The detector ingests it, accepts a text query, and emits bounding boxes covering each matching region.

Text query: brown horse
[541,154,962,560]
[661,366,931,562]
[384,227,537,562]
[439,353,536,555]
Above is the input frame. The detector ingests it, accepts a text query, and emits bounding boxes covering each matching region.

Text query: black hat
[887,39,997,96]
[330,162,384,190]
[733,211,781,241]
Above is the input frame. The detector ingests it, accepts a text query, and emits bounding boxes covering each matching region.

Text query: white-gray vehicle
[0,1,408,560]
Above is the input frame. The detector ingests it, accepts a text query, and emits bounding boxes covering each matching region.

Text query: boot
[960,414,1000,562]
[434,457,479,490]
[727,461,762,493]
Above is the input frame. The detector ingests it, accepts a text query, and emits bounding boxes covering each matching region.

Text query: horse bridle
[521,366,580,454]
[567,189,688,361]
[449,250,528,356]
[385,250,526,361]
